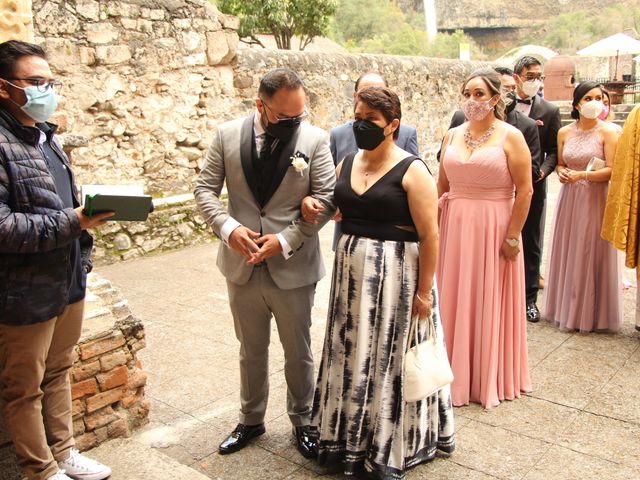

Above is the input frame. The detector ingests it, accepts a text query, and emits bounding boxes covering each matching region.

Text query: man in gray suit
[194,68,335,458]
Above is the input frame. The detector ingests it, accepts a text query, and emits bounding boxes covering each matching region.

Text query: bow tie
[517,98,532,105]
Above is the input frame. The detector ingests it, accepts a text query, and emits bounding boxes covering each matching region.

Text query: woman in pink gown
[437,69,533,409]
[543,81,621,331]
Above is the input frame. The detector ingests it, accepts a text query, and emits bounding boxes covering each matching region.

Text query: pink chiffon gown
[543,122,622,331]
[437,125,531,409]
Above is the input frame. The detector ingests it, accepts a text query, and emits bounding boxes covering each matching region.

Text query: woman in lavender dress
[543,81,621,331]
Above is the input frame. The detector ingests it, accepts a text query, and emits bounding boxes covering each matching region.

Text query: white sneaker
[46,471,73,480]
[57,449,112,480]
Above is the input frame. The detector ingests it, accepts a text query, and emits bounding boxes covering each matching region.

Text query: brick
[120,390,142,409]
[80,333,126,360]
[129,339,146,353]
[73,361,101,382]
[95,426,108,444]
[84,406,117,431]
[107,418,130,439]
[75,432,98,452]
[99,350,128,371]
[73,418,85,437]
[97,365,129,390]
[86,388,125,413]
[72,399,85,418]
[128,399,151,428]
[127,369,147,389]
[71,378,98,400]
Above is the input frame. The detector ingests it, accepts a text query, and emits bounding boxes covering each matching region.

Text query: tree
[541,6,640,54]
[330,0,404,44]
[216,0,337,50]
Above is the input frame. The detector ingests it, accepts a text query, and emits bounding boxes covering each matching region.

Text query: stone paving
[87,175,640,480]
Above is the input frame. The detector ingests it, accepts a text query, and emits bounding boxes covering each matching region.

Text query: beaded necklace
[463,122,496,150]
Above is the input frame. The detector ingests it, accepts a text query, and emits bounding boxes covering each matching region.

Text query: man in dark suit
[513,56,561,322]
[330,72,419,165]
[442,67,541,184]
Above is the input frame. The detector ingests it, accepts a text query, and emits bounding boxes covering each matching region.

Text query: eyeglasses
[6,77,62,92]
[501,85,517,93]
[262,101,308,124]
[523,74,545,82]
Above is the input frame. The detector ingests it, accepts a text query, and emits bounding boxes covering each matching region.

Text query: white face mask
[579,100,604,120]
[522,79,542,98]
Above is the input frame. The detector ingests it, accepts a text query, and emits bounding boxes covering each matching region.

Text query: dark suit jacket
[524,96,561,178]
[441,109,542,181]
[330,121,419,165]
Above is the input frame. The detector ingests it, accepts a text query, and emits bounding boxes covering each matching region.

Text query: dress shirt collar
[253,110,265,138]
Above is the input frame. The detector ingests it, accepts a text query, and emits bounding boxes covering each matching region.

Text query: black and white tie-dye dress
[312,154,455,479]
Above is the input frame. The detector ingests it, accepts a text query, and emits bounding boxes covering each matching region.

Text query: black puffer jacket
[0,109,93,325]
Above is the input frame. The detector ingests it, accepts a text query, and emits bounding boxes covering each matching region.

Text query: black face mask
[352,119,389,151]
[505,91,517,115]
[262,110,301,143]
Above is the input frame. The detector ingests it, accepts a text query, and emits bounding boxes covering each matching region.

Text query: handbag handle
[407,314,436,353]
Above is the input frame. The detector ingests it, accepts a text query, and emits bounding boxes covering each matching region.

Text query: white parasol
[577,33,640,79]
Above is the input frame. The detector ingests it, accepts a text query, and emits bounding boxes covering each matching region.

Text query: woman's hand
[500,239,520,261]
[412,291,433,320]
[333,208,342,222]
[558,167,582,184]
[301,196,324,224]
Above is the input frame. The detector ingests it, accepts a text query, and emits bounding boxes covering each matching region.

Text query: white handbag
[403,314,454,402]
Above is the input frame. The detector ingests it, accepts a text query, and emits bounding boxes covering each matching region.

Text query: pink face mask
[598,104,610,121]
[463,98,494,122]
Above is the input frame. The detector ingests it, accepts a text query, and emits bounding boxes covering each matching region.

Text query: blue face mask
[6,81,58,123]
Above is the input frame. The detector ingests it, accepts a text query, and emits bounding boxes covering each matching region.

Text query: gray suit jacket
[329,121,419,165]
[194,115,336,289]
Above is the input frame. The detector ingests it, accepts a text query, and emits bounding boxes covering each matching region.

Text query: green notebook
[82,185,153,221]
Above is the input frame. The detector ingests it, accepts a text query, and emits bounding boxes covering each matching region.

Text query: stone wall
[33,0,240,196]
[0,0,33,42]
[92,193,212,263]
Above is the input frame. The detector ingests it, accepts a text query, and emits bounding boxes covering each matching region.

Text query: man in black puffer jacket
[0,40,113,480]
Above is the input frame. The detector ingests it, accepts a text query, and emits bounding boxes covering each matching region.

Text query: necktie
[259,133,276,161]
[517,98,532,105]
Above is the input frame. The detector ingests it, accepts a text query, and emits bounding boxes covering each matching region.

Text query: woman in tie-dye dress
[306,87,455,479]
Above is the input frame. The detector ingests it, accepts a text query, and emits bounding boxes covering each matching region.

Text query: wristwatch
[505,238,520,247]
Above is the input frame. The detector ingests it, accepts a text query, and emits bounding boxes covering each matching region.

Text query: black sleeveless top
[336,153,419,242]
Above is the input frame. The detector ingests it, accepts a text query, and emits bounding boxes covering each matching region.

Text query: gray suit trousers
[227,265,315,426]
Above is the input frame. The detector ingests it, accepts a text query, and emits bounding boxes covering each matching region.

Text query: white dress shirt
[515,95,533,116]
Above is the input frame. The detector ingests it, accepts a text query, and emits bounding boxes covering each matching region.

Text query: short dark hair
[571,80,604,119]
[355,86,401,140]
[514,56,541,75]
[258,68,304,100]
[494,66,514,76]
[0,40,46,79]
[354,72,388,92]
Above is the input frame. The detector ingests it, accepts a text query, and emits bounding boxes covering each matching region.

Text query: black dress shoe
[526,303,540,323]
[219,423,265,454]
[293,425,318,459]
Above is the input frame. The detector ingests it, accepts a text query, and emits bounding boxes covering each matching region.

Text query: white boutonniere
[290,151,309,176]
